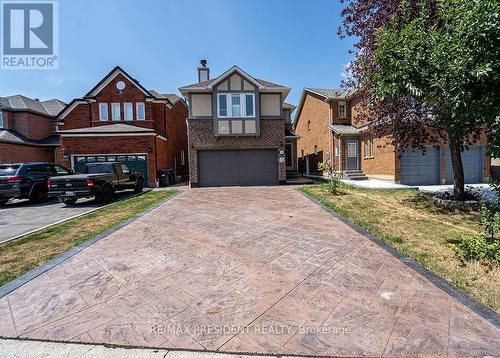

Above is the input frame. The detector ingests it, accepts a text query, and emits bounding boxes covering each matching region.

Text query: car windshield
[85,163,113,174]
[0,165,20,175]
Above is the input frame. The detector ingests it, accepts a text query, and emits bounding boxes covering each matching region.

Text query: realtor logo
[1,0,59,69]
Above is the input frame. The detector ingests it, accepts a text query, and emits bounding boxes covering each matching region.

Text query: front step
[286,170,300,179]
[344,170,369,181]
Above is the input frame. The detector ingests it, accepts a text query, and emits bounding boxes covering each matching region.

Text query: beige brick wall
[361,133,397,177]
[187,119,286,185]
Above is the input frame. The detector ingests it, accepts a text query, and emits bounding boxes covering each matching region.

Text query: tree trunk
[448,137,465,200]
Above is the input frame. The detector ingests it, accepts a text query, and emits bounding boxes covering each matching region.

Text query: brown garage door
[198,150,278,187]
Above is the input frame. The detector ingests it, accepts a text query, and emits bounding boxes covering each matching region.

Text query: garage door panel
[400,146,440,186]
[445,146,483,184]
[199,150,278,187]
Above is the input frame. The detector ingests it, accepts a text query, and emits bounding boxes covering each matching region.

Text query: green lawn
[0,189,177,287]
[300,184,499,311]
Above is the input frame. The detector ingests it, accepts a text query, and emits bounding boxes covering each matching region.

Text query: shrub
[318,161,342,195]
[480,204,500,239]
[450,234,500,265]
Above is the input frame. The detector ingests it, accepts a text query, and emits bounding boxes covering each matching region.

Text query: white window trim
[339,101,346,119]
[99,103,108,121]
[111,103,121,121]
[217,93,255,118]
[124,102,133,121]
[136,103,145,120]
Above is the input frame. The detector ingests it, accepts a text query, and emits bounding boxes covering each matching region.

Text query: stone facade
[187,118,286,185]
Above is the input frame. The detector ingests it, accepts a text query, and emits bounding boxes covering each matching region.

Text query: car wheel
[100,186,114,203]
[29,190,48,204]
[134,180,144,193]
[62,197,77,205]
[0,199,8,206]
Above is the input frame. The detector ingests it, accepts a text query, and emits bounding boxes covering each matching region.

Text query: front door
[346,139,359,170]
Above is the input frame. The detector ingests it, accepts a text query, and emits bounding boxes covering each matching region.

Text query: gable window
[339,101,347,119]
[217,93,255,118]
[136,103,145,120]
[124,103,133,121]
[111,103,121,121]
[231,95,241,117]
[0,111,3,128]
[99,103,108,121]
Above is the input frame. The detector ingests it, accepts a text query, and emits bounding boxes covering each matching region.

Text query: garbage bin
[159,168,176,187]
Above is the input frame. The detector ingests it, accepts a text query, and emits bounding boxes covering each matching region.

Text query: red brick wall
[58,136,157,186]
[164,101,188,176]
[0,143,55,163]
[4,111,52,141]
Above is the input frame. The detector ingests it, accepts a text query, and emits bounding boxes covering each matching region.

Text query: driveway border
[296,188,500,329]
[0,190,182,299]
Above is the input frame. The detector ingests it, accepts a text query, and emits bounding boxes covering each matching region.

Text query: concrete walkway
[0,187,498,357]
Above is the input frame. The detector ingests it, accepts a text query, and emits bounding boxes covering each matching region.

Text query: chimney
[197,59,210,82]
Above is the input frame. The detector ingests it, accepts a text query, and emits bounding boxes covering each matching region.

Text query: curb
[0,189,182,299]
[296,188,500,329]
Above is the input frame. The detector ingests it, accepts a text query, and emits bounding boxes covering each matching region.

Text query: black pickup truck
[48,162,144,205]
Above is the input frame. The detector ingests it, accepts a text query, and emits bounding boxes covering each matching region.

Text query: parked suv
[0,162,72,205]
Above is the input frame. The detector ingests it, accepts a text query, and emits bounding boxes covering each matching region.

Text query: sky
[0,0,356,107]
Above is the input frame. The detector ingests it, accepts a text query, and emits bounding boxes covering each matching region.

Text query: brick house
[179,62,298,187]
[54,66,188,187]
[294,88,490,185]
[0,95,64,163]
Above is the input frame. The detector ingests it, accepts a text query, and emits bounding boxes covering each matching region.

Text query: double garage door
[198,150,278,187]
[73,154,149,184]
[400,145,484,185]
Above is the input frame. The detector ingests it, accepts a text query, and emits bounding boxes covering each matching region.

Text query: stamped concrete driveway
[0,187,498,357]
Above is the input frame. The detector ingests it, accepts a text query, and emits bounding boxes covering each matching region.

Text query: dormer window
[217,93,255,118]
[99,103,108,121]
[339,101,347,119]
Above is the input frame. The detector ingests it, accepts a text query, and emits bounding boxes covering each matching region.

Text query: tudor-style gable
[180,65,290,137]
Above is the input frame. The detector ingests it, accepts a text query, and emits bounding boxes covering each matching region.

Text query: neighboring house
[0,95,64,163]
[53,66,188,187]
[294,88,490,185]
[179,62,298,187]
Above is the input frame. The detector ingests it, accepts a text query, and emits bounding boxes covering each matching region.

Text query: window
[364,133,374,158]
[335,145,340,156]
[52,165,70,175]
[120,164,130,175]
[245,94,254,116]
[217,93,255,118]
[180,150,186,166]
[111,103,121,121]
[173,155,177,169]
[307,120,311,131]
[218,120,230,134]
[124,103,133,121]
[136,103,145,120]
[339,101,346,118]
[218,94,228,117]
[232,120,243,134]
[99,103,108,121]
[0,111,3,128]
[231,95,241,117]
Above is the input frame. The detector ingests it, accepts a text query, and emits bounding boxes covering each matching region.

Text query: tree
[339,0,500,199]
